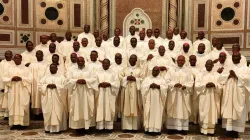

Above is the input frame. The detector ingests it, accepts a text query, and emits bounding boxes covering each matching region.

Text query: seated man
[39,64,68,133]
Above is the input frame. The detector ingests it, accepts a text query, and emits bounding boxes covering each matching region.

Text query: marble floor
[0,120,250,140]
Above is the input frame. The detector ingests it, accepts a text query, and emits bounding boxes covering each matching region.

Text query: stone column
[101,0,109,35]
[168,0,177,29]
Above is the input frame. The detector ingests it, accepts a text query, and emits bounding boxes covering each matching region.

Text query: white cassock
[0,60,14,117]
[218,64,250,132]
[29,61,48,114]
[47,40,61,54]
[59,39,74,57]
[140,48,158,76]
[173,34,181,42]
[122,34,139,49]
[148,55,175,77]
[193,38,212,55]
[86,61,102,74]
[137,40,147,50]
[21,49,37,64]
[3,64,32,126]
[64,50,82,68]
[229,55,247,67]
[195,53,210,70]
[141,75,167,132]
[88,46,106,61]
[45,63,65,77]
[126,46,143,67]
[39,73,68,132]
[166,49,177,63]
[176,38,193,53]
[209,48,229,61]
[144,36,154,42]
[77,32,95,47]
[65,62,78,77]
[67,66,98,129]
[213,60,232,73]
[46,52,65,69]
[119,66,144,130]
[188,65,200,124]
[153,37,164,48]
[36,44,50,57]
[106,46,128,67]
[110,63,125,119]
[102,40,112,49]
[162,39,175,49]
[79,46,92,62]
[176,51,193,66]
[165,67,194,130]
[195,71,222,134]
[96,69,120,130]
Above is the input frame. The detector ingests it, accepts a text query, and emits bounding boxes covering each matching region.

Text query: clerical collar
[41,44,47,47]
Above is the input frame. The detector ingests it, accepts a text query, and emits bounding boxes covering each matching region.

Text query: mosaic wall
[192,0,250,58]
[0,0,94,58]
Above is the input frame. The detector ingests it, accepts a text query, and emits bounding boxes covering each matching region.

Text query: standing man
[3,54,32,130]
[77,25,95,47]
[193,31,211,55]
[96,59,120,133]
[21,41,36,67]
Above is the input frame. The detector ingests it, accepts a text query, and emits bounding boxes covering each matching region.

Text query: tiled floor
[0,120,249,140]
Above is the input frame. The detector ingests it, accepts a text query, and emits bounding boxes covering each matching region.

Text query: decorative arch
[123,8,152,37]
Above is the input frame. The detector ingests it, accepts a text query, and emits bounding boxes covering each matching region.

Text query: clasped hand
[11,76,22,81]
[228,70,237,79]
[150,83,160,89]
[206,82,215,88]
[99,82,111,88]
[127,76,136,81]
[174,83,186,90]
[77,79,86,84]
[47,84,57,89]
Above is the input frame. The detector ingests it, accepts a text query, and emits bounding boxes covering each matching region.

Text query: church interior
[0,0,250,139]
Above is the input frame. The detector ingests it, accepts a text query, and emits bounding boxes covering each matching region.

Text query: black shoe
[53,131,61,134]
[207,133,215,137]
[10,125,18,130]
[180,130,187,135]
[106,129,112,133]
[19,126,28,130]
[45,131,50,133]
[225,131,232,138]
[167,129,175,135]
[4,117,8,120]
[231,131,239,138]
[117,118,121,122]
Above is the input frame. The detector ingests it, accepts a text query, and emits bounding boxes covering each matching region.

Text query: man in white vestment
[47,33,61,54]
[126,38,142,67]
[148,46,174,76]
[67,57,97,135]
[0,50,14,118]
[195,43,210,69]
[106,37,127,67]
[88,37,106,61]
[193,31,211,55]
[96,59,120,132]
[65,53,78,75]
[21,41,36,67]
[86,51,102,74]
[167,40,177,63]
[123,26,139,49]
[46,43,65,69]
[137,30,147,49]
[173,27,181,41]
[29,51,48,118]
[36,35,50,57]
[60,31,74,59]
[176,31,193,53]
[177,43,193,66]
[195,60,222,135]
[231,43,247,67]
[165,55,194,135]
[79,38,93,61]
[163,30,174,48]
[209,40,229,63]
[45,54,65,76]
[214,52,231,74]
[141,66,167,135]
[119,55,144,131]
[188,55,200,124]
[39,64,68,133]
[153,28,164,48]
[77,25,95,47]
[218,53,250,138]
[3,54,32,129]
[65,41,82,67]
[211,37,217,50]
[144,29,154,42]
[93,30,100,39]
[109,28,124,43]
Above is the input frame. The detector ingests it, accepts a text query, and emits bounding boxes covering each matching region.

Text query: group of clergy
[0,24,249,138]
